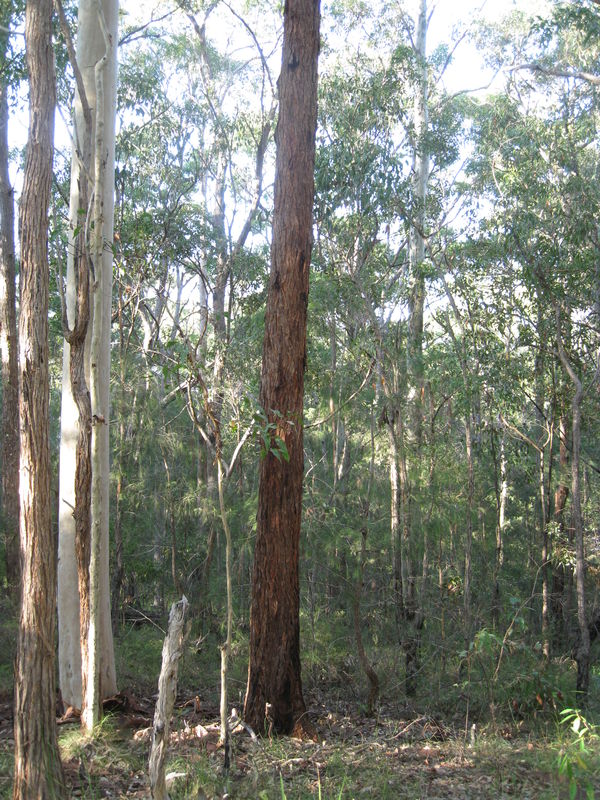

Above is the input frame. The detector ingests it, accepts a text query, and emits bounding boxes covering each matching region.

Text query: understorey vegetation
[1,0,600,797]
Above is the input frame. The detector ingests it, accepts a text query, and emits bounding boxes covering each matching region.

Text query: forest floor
[1,684,599,799]
[1,616,599,798]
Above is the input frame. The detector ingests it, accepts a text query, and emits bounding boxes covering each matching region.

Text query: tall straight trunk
[13,0,65,795]
[571,389,588,699]
[464,415,474,649]
[406,0,428,449]
[551,413,569,642]
[58,0,118,724]
[401,0,429,696]
[0,39,19,600]
[491,428,506,628]
[353,403,379,714]
[389,421,403,621]
[556,315,589,701]
[535,313,551,658]
[111,279,126,630]
[85,0,119,728]
[244,0,320,736]
[58,0,118,718]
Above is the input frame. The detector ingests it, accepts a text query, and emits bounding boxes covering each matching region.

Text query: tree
[0,4,19,602]
[12,0,66,795]
[86,0,119,729]
[57,0,118,725]
[244,0,321,735]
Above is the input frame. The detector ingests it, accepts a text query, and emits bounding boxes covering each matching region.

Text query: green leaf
[275,436,289,462]
[569,778,577,800]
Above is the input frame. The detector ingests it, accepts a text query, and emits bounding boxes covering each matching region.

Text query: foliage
[557,709,599,800]
[3,0,600,794]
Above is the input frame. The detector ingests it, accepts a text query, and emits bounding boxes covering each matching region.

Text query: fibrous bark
[244,0,320,736]
[0,32,19,601]
[13,0,65,795]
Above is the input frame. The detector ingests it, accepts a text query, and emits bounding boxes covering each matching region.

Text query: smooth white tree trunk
[58,0,118,715]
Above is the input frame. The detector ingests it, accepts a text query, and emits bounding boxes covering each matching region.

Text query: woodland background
[2,0,600,797]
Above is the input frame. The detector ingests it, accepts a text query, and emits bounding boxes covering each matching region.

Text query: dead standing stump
[149,596,189,800]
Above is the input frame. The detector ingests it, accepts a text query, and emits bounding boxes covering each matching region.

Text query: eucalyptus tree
[112,2,277,620]
[315,0,470,695]
[0,2,21,601]
[13,0,66,794]
[465,1,600,695]
[56,0,119,727]
[244,0,321,736]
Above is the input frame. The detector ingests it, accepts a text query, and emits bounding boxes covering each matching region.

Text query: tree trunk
[491,428,506,629]
[402,0,429,697]
[0,34,19,602]
[534,315,551,658]
[85,0,119,728]
[58,0,118,716]
[12,0,65,795]
[464,415,474,649]
[551,412,569,644]
[244,0,320,736]
[353,403,379,714]
[556,314,589,702]
[406,0,429,449]
[149,597,189,800]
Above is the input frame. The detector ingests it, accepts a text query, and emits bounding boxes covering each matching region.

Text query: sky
[428,0,549,95]
[7,0,552,195]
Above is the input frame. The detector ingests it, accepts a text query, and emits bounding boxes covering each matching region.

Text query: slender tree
[13,0,66,795]
[0,10,19,601]
[244,0,321,735]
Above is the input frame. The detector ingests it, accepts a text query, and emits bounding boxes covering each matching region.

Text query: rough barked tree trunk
[12,0,65,795]
[244,0,320,736]
[0,27,19,601]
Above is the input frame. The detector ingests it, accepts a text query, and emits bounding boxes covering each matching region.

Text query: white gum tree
[57,0,119,727]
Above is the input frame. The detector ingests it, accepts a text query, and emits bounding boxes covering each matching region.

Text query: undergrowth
[1,606,600,798]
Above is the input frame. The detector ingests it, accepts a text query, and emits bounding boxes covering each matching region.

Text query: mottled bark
[86,0,118,727]
[0,48,19,600]
[59,93,93,717]
[12,0,65,795]
[244,0,320,736]
[58,0,119,715]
